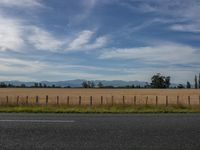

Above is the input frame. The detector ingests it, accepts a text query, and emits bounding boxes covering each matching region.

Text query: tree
[81,81,95,88]
[43,83,47,88]
[8,83,13,87]
[150,73,171,88]
[91,81,95,88]
[195,75,198,89]
[87,81,91,88]
[125,85,131,88]
[34,83,38,88]
[0,82,7,88]
[39,83,43,88]
[20,84,26,88]
[186,81,191,89]
[97,82,103,88]
[82,81,88,88]
[144,82,151,88]
[199,73,200,89]
[165,76,171,88]
[177,84,185,89]
[136,85,141,88]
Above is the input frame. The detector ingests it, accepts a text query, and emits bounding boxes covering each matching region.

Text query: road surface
[0,113,200,150]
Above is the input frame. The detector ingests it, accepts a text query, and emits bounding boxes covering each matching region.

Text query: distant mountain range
[2,80,149,87]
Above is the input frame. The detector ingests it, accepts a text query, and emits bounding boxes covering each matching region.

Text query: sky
[0,0,200,84]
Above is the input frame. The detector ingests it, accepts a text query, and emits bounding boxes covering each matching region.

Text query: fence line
[1,95,200,106]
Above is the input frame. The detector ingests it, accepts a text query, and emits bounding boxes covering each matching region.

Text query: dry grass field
[0,88,200,106]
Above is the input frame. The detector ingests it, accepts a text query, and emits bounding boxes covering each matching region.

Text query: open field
[0,88,200,106]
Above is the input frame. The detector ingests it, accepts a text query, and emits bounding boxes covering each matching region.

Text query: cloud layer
[0,0,200,83]
[99,43,199,64]
[0,0,43,8]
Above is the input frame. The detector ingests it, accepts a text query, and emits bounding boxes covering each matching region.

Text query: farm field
[0,88,200,106]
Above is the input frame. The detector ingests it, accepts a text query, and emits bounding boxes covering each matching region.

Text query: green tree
[34,83,38,88]
[151,73,171,88]
[8,83,13,87]
[195,75,198,89]
[39,83,42,88]
[87,81,91,88]
[82,81,88,88]
[21,84,26,88]
[144,82,150,88]
[165,76,171,88]
[177,84,185,89]
[43,83,47,88]
[0,82,7,88]
[91,81,95,88]
[198,73,200,89]
[186,81,191,89]
[98,82,103,88]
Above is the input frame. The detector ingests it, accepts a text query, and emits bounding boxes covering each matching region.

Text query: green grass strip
[0,105,200,113]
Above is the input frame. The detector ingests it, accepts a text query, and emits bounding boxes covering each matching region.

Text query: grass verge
[0,105,200,113]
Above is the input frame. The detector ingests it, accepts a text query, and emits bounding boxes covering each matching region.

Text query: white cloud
[121,0,200,33]
[67,0,97,26]
[0,56,105,81]
[66,30,107,51]
[170,24,200,33]
[83,0,97,10]
[0,13,107,52]
[0,0,65,52]
[83,36,107,50]
[0,16,24,51]
[0,0,107,53]
[0,0,43,8]
[0,54,199,83]
[0,13,63,52]
[0,57,45,73]
[99,43,200,64]
[28,27,63,51]
[68,30,94,50]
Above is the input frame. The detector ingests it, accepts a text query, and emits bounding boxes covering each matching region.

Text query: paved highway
[0,113,200,150]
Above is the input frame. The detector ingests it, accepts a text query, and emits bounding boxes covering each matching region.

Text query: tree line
[0,73,200,89]
[81,73,200,89]
[0,82,63,88]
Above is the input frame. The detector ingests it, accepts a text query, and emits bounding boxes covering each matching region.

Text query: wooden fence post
[111,96,114,105]
[166,96,168,106]
[57,96,59,105]
[188,96,190,106]
[146,96,148,105]
[79,96,81,105]
[36,96,39,105]
[156,96,158,106]
[134,96,136,105]
[17,96,19,105]
[67,96,70,105]
[101,96,103,105]
[177,96,179,105]
[122,96,125,105]
[46,95,48,105]
[26,96,28,105]
[199,96,200,105]
[90,96,93,106]
[6,96,8,104]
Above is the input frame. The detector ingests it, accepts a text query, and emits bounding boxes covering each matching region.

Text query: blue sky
[0,0,200,83]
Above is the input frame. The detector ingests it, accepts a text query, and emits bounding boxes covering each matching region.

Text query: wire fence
[0,95,200,106]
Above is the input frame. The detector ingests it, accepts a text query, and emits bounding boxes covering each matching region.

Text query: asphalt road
[0,113,200,150]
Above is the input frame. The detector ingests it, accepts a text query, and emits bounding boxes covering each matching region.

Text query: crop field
[0,88,200,106]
